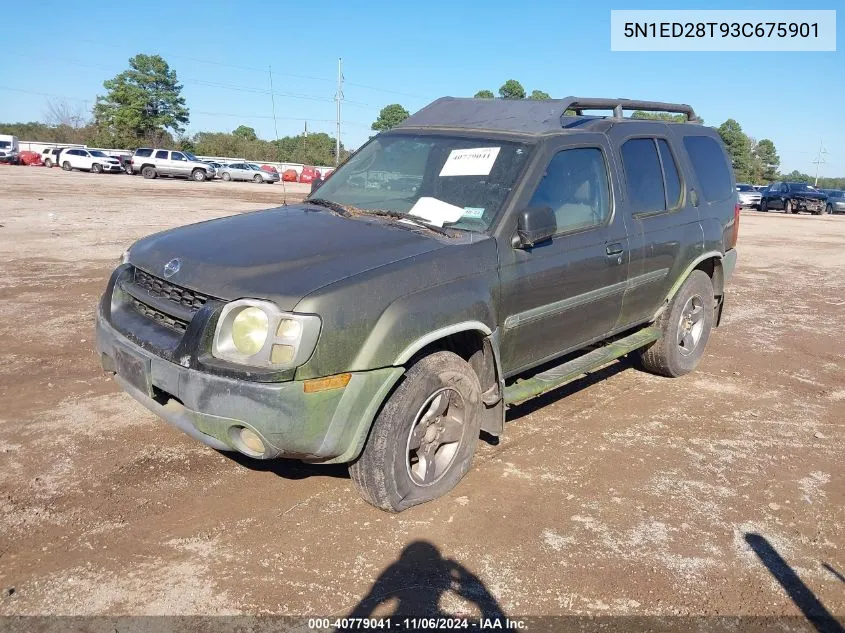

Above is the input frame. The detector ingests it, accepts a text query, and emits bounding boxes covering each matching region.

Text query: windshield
[789,183,815,192]
[0,141,11,149]
[828,190,844,198]
[184,151,199,161]
[90,150,108,158]
[247,164,261,170]
[736,184,755,191]
[310,133,533,232]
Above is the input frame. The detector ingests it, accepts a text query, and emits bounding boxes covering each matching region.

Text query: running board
[503,327,661,406]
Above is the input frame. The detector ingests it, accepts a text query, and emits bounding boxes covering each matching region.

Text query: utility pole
[304,121,308,138]
[335,58,343,166]
[812,140,828,186]
[269,65,280,156]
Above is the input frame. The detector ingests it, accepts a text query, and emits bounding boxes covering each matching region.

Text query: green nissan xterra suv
[97,97,739,512]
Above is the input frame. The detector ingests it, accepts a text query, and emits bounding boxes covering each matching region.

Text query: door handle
[606,243,624,256]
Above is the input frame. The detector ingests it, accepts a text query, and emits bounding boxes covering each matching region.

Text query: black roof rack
[397,96,700,135]
[559,97,700,123]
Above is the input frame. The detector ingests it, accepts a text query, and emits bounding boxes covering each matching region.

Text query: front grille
[130,298,188,333]
[133,268,209,313]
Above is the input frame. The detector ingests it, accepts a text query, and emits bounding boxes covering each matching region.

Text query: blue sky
[1,0,842,175]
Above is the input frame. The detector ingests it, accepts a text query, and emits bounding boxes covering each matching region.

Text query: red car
[282,169,298,182]
[298,166,321,184]
[18,151,43,166]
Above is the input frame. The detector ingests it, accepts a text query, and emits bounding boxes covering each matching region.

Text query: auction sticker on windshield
[439,147,501,177]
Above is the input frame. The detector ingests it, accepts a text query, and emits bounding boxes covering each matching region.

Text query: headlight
[231,307,269,355]
[212,299,321,369]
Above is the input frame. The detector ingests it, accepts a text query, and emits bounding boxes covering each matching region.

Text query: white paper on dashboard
[438,147,501,177]
[406,197,465,227]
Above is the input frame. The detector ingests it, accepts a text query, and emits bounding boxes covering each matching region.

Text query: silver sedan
[219,162,280,183]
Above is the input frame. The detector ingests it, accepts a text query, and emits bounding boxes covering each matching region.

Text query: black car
[760,182,827,214]
[96,97,738,511]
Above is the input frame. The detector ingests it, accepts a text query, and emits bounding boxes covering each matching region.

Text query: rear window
[135,148,152,158]
[683,136,732,202]
[621,138,666,214]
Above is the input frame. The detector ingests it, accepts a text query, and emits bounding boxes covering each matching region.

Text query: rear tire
[639,270,715,378]
[349,351,482,512]
[91,163,102,174]
[62,161,71,171]
[141,166,157,179]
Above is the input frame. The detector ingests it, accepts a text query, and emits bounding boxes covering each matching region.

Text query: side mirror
[310,178,324,194]
[515,206,556,248]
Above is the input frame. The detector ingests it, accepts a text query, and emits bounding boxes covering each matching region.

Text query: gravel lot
[0,167,843,622]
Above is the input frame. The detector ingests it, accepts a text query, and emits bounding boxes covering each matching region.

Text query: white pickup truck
[0,135,19,165]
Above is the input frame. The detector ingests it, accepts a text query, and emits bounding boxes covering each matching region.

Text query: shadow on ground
[745,533,844,633]
[341,541,505,623]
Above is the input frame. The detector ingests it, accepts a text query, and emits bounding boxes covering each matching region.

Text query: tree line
[0,54,349,166]
[1,61,841,186]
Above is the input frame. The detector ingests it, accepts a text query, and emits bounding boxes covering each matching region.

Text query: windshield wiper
[305,198,352,217]
[353,209,452,237]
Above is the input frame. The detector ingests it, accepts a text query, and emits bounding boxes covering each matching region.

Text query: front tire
[760,199,768,212]
[823,204,831,215]
[253,174,262,183]
[785,200,794,214]
[639,270,715,378]
[44,158,53,168]
[91,163,102,174]
[192,169,207,182]
[62,161,72,171]
[349,351,482,512]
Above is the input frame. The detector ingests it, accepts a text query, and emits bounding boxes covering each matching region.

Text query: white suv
[59,148,124,173]
[130,148,216,181]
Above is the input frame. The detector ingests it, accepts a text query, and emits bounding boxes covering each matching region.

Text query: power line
[72,38,429,100]
[5,53,375,109]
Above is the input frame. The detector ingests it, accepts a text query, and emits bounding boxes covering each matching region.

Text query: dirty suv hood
[127,205,448,310]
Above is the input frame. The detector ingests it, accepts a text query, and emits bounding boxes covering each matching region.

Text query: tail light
[730,203,740,248]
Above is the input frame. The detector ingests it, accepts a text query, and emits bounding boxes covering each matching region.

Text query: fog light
[232,427,266,457]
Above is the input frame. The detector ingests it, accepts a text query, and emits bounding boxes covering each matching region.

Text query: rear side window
[155,150,168,159]
[621,138,665,214]
[135,148,152,158]
[657,140,681,208]
[682,136,732,202]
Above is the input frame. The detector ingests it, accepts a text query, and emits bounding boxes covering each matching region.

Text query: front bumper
[0,155,19,164]
[738,196,761,208]
[103,163,124,172]
[96,312,403,463]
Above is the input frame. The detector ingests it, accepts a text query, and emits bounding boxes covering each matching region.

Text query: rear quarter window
[683,136,733,203]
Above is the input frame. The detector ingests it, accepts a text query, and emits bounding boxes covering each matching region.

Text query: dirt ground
[0,167,842,623]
